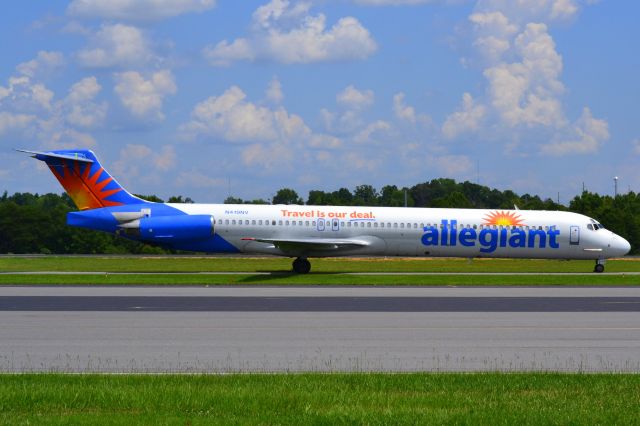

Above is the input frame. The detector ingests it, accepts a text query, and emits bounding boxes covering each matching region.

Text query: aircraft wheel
[292,257,311,274]
[594,263,605,273]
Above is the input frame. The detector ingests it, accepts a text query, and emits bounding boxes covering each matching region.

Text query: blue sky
[1,0,638,204]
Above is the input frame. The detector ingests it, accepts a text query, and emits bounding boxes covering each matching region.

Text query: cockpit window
[587,224,594,230]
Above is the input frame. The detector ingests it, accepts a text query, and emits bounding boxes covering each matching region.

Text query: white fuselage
[167,204,630,260]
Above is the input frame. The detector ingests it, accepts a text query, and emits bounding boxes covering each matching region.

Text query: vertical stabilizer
[18,149,149,210]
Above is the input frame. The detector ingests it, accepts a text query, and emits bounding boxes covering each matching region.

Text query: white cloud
[77,24,152,68]
[64,77,107,128]
[353,0,435,4]
[353,120,392,144]
[114,70,176,121]
[16,51,64,78]
[180,83,340,170]
[113,144,176,185]
[266,76,284,104]
[176,169,226,188]
[442,92,486,139]
[426,154,474,177]
[0,76,54,112]
[0,53,106,149]
[67,0,216,21]
[541,107,609,155]
[393,92,416,123]
[337,85,374,110]
[0,112,35,135]
[203,0,376,66]
[203,39,254,67]
[180,85,309,143]
[474,0,581,23]
[484,23,565,128]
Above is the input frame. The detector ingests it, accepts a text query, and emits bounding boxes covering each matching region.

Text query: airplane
[18,148,631,273]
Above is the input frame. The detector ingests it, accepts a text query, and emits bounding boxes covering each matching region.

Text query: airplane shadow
[238,271,342,283]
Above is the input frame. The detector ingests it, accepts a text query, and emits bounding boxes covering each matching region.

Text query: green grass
[1,373,639,425]
[1,256,639,285]
[0,272,639,285]
[1,256,639,273]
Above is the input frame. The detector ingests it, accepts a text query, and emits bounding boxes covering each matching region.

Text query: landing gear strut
[292,257,311,274]
[594,259,605,273]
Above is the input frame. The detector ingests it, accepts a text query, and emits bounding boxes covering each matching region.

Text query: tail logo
[50,160,123,210]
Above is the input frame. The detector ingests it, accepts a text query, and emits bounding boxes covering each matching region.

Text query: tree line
[1,178,638,254]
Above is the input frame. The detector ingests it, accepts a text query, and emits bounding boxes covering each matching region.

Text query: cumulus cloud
[442,0,605,157]
[113,144,177,186]
[0,111,35,135]
[114,70,176,121]
[353,0,435,4]
[67,0,216,21]
[16,51,65,78]
[180,85,309,143]
[393,92,415,123]
[541,107,609,156]
[77,24,152,68]
[0,53,107,148]
[484,23,565,128]
[266,76,284,104]
[180,83,341,170]
[203,0,376,66]
[442,93,486,139]
[64,77,107,128]
[337,85,374,110]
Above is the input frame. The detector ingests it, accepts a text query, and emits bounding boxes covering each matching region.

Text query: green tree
[272,188,303,205]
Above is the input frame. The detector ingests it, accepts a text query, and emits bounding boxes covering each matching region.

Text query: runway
[1,286,640,372]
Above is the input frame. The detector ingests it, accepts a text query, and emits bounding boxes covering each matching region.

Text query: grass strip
[1,373,639,425]
[0,272,639,285]
[1,256,639,273]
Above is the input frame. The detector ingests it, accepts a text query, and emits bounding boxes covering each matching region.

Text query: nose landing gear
[292,257,311,274]
[594,259,605,273]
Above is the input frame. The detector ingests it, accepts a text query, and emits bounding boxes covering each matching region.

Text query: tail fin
[18,149,149,210]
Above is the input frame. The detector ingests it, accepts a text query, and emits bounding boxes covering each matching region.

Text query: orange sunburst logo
[483,210,524,226]
[49,160,123,210]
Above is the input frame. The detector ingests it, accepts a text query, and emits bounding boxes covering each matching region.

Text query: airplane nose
[611,234,631,257]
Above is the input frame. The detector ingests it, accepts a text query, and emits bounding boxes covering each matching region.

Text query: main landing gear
[594,259,605,273]
[292,257,311,274]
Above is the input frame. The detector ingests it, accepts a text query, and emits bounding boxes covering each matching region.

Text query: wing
[241,237,370,254]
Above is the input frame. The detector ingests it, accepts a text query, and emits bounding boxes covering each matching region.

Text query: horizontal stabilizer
[15,149,94,163]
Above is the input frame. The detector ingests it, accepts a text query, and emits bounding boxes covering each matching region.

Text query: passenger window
[361,222,365,228]
[380,223,385,228]
[218,219,222,225]
[252,220,256,225]
[285,220,289,226]
[367,222,371,228]
[299,221,303,226]
[400,223,405,229]
[312,221,316,226]
[232,220,236,225]
[374,223,378,228]
[291,221,295,226]
[305,221,309,226]
[272,220,276,225]
[394,223,398,228]
[347,222,352,227]
[225,219,229,225]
